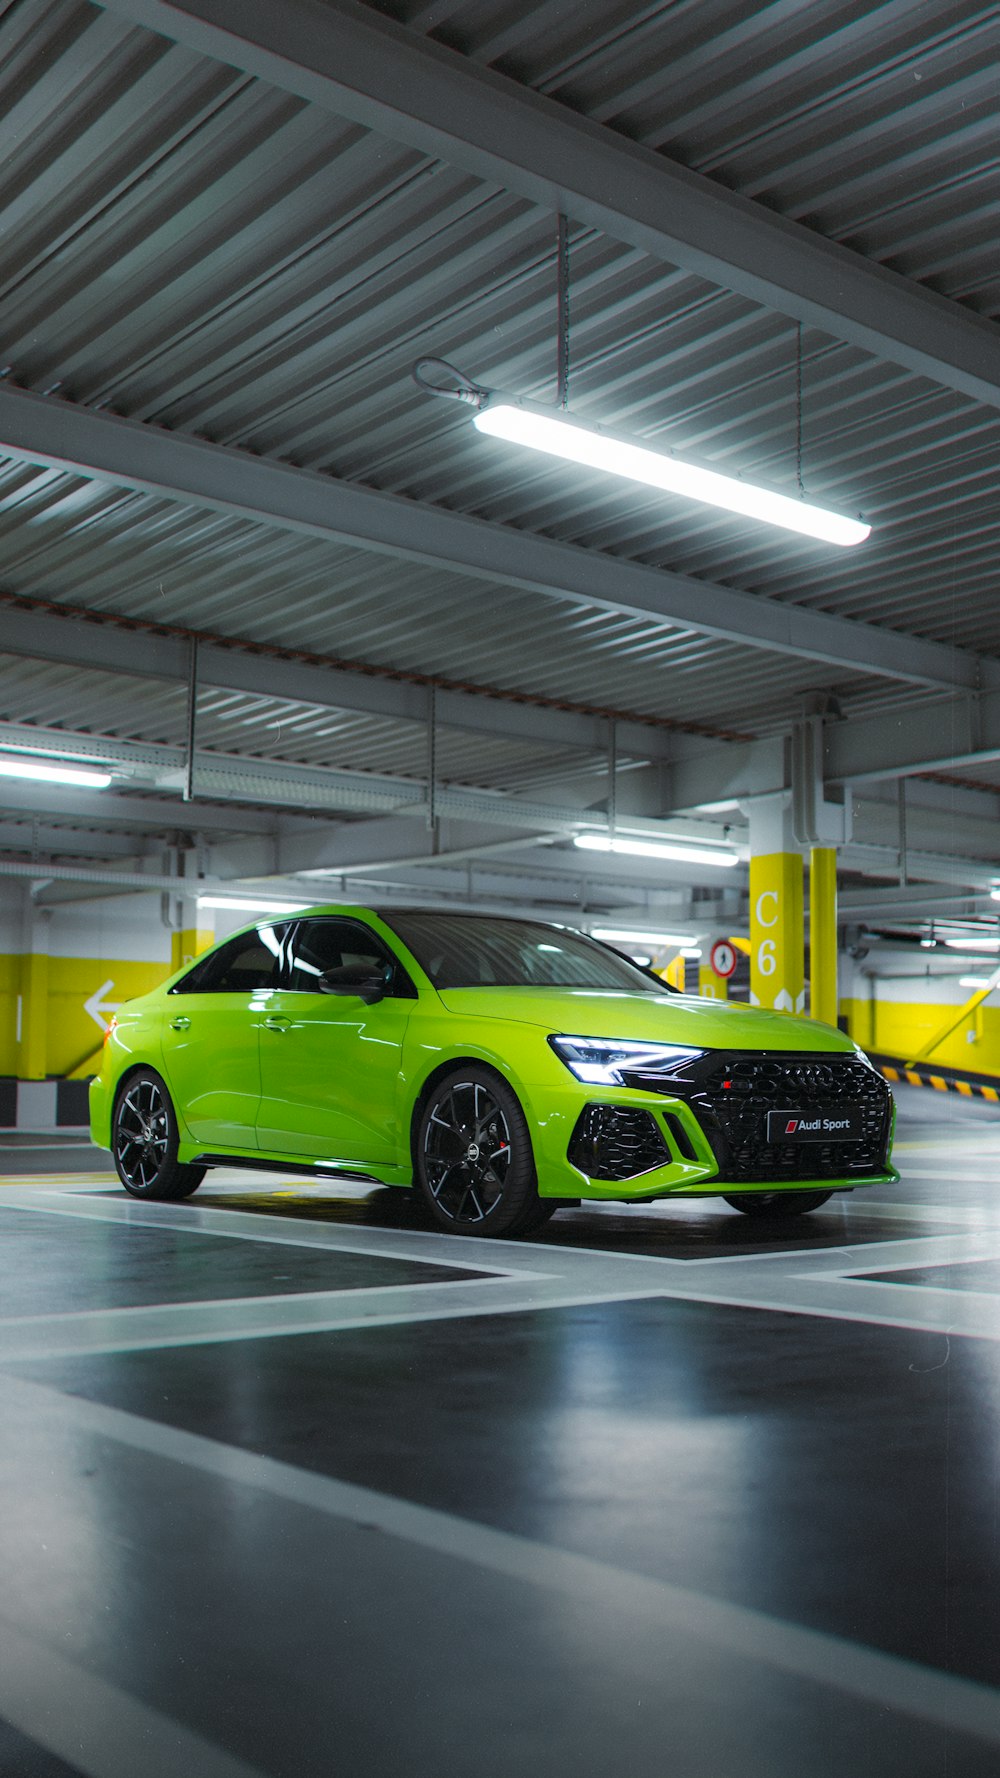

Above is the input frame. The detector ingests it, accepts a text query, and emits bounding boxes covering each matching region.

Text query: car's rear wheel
[113,1069,205,1201]
[724,1189,833,1217]
[416,1066,547,1237]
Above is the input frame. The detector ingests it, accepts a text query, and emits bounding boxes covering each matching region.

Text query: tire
[113,1069,206,1201]
[416,1065,544,1237]
[724,1189,833,1217]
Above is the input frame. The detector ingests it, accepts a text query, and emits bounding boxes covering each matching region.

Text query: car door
[255,915,416,1164]
[160,924,287,1150]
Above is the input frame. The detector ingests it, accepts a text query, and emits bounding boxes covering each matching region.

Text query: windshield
[381,913,666,993]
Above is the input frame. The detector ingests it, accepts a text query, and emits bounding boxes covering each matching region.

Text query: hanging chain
[184,636,198,804]
[556,213,570,410]
[796,322,805,498]
[427,683,437,831]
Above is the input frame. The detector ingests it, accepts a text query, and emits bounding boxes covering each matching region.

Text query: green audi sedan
[90,906,897,1236]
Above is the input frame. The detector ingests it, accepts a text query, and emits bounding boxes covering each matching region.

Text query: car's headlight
[549,1035,705,1085]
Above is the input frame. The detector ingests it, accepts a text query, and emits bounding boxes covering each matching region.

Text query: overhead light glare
[959,976,996,989]
[591,927,696,948]
[943,936,1000,952]
[574,832,739,868]
[0,755,112,789]
[473,397,870,548]
[197,894,311,914]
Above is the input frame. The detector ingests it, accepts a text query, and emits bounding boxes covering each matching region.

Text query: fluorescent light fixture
[943,936,1000,951]
[197,895,311,914]
[0,755,112,789]
[959,976,996,989]
[574,832,739,869]
[990,888,1000,902]
[591,927,696,947]
[473,395,870,548]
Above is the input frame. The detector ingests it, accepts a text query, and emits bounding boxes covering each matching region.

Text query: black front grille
[568,1104,669,1181]
[687,1053,892,1184]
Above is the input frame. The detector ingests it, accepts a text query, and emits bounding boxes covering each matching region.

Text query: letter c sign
[755,890,779,928]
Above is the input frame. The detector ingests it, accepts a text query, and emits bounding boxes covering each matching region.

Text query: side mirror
[318,964,389,1004]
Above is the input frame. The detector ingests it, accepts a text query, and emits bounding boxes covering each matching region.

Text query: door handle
[169,1016,191,1030]
[263,1015,291,1032]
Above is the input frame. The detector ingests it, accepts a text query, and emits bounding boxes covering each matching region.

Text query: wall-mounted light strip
[197,894,312,914]
[591,927,697,947]
[574,832,739,869]
[0,755,111,789]
[473,395,870,548]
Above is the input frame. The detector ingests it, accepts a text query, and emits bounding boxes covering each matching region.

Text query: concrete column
[698,962,727,1001]
[748,796,804,1014]
[809,846,839,1027]
[170,922,215,974]
[167,889,214,974]
[16,903,51,1082]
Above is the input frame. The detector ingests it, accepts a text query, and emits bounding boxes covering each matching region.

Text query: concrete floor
[2,1083,1000,1776]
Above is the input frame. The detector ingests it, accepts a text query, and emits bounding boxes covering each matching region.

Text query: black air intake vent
[568,1105,669,1181]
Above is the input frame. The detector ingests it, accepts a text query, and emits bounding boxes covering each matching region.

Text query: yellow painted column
[17,948,49,1081]
[809,846,838,1027]
[170,925,214,973]
[750,851,804,1013]
[698,965,727,1000]
[663,954,685,991]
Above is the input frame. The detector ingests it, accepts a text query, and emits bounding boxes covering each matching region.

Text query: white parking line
[1,1373,998,1754]
[6,1177,1000,1351]
[0,1607,267,1778]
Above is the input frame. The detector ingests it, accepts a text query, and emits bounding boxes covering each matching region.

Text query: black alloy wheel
[113,1069,205,1201]
[724,1189,833,1217]
[416,1066,552,1237]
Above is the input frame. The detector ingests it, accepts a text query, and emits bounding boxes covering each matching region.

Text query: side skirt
[190,1152,412,1188]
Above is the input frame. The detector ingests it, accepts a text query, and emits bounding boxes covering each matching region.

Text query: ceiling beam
[98,0,1000,410]
[216,815,552,883]
[0,604,681,765]
[0,771,277,833]
[0,385,993,692]
[825,695,1000,784]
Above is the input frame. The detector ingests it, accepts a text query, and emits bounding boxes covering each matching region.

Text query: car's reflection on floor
[192,1178,933,1258]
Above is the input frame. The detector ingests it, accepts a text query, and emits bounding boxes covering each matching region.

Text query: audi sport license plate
[767,1109,864,1143]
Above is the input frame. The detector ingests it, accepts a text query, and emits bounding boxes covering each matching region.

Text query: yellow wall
[842,995,1000,1074]
[0,955,174,1079]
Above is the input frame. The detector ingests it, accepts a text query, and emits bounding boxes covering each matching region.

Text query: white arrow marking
[84,979,121,1032]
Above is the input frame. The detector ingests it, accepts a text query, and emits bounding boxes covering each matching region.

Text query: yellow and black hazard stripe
[877,1059,1000,1103]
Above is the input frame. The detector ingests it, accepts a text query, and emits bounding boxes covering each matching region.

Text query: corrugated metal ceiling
[371,0,1000,312]
[0,457,919,739]
[0,0,995,663]
[0,0,995,885]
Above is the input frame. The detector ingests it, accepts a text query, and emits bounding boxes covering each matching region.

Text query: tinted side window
[171,926,285,994]
[285,918,414,996]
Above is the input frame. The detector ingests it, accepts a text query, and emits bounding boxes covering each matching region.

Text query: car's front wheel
[416,1066,547,1237]
[113,1069,205,1201]
[724,1189,833,1217]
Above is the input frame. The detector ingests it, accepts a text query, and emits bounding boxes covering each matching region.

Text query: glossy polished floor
[3,1085,1000,1777]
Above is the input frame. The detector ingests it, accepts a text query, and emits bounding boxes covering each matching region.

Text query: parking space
[2,1085,1000,1775]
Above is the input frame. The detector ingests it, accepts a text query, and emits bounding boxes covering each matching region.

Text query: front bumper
[534,1050,897,1201]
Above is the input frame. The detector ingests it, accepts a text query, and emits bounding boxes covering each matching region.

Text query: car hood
[435,986,854,1052]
